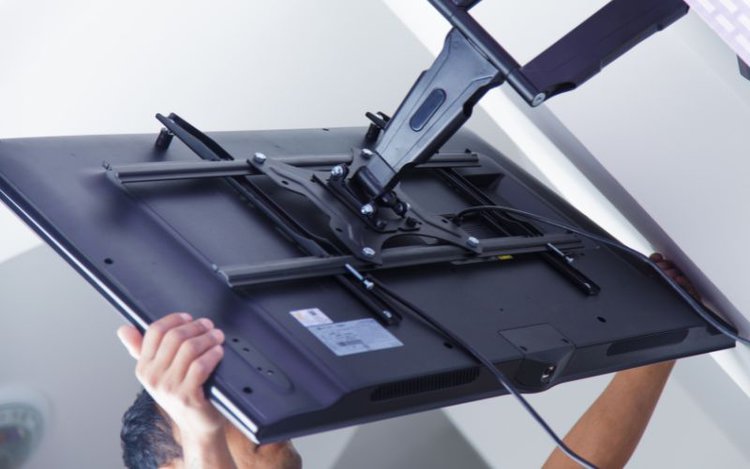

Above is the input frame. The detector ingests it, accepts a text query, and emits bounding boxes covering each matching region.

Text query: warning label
[290,308,334,327]
[307,319,403,356]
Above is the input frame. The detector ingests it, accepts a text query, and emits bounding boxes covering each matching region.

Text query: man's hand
[649,252,700,299]
[543,254,696,468]
[118,313,239,468]
[118,313,302,469]
[118,313,226,439]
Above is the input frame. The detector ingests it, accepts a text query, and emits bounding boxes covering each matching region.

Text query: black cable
[453,205,750,347]
[369,277,599,469]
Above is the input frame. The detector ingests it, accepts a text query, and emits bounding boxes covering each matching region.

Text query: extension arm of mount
[354,0,689,200]
[353,28,504,199]
[431,0,689,102]
[520,0,688,99]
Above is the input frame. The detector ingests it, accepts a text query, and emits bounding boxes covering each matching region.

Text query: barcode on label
[308,319,403,356]
[337,340,365,347]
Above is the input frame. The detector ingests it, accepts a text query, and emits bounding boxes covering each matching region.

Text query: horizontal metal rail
[110,152,480,184]
[219,233,582,287]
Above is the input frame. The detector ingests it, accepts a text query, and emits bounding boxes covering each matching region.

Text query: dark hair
[121,389,183,469]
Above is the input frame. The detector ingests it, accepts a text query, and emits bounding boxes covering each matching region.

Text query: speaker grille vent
[370,367,480,402]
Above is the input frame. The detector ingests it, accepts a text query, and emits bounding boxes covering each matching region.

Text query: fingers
[170,327,225,380]
[649,252,664,262]
[150,318,215,372]
[130,312,228,436]
[117,324,144,359]
[140,312,192,361]
[650,252,677,274]
[134,313,225,402]
[663,267,679,278]
[184,344,224,392]
[649,252,701,300]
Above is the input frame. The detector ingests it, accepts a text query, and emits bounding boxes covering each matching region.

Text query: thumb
[117,324,143,360]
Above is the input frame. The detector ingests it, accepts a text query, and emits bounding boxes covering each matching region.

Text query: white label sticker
[290,308,333,327]
[307,319,403,356]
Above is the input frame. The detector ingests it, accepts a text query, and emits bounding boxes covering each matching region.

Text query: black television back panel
[0,127,733,442]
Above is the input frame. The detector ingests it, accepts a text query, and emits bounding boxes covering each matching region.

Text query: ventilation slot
[370,367,480,402]
[606,330,688,356]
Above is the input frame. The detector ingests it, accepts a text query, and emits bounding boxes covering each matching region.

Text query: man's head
[118,314,301,468]
[121,389,182,469]
[121,389,302,469]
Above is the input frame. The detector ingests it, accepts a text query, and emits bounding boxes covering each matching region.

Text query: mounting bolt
[253,152,267,164]
[360,204,374,216]
[330,165,345,178]
[362,247,376,258]
[531,92,547,107]
[466,236,480,248]
[360,148,374,159]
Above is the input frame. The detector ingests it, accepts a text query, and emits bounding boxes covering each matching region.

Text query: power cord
[369,277,599,469]
[365,203,746,469]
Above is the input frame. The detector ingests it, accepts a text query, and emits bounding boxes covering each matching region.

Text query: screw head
[253,152,267,164]
[330,165,345,178]
[360,148,374,159]
[360,204,374,216]
[362,247,376,258]
[531,93,546,107]
[466,236,480,248]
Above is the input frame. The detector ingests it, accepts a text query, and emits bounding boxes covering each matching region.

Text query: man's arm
[543,360,675,469]
[544,254,695,469]
[118,313,237,469]
[118,313,302,469]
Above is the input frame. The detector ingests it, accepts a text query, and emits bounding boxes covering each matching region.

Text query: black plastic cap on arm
[520,0,689,100]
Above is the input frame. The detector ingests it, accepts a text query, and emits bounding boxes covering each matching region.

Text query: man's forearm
[181,429,238,469]
[543,360,675,469]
